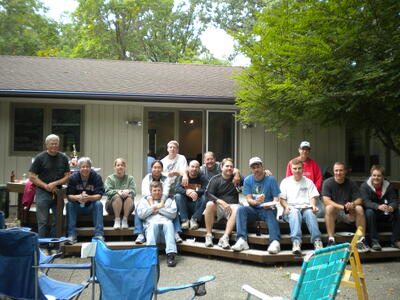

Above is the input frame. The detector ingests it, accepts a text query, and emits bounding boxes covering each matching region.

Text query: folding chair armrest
[156,275,215,295]
[37,263,91,270]
[241,285,285,300]
[38,237,70,244]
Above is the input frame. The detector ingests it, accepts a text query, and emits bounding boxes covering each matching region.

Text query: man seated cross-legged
[279,159,323,255]
[232,157,281,254]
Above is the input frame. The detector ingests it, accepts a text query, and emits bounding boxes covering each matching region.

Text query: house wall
[237,124,400,182]
[1,99,399,205]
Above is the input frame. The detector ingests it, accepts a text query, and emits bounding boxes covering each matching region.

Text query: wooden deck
[8,181,400,264]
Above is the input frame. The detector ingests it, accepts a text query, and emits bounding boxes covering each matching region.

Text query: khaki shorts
[216,204,240,221]
[105,194,134,216]
[335,209,355,224]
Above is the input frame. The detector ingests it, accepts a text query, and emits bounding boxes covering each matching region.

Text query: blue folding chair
[5,226,69,266]
[0,229,91,300]
[242,243,352,300]
[90,238,215,300]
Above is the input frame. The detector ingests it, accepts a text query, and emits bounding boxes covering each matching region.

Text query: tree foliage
[235,0,400,155]
[0,0,59,56]
[58,0,211,62]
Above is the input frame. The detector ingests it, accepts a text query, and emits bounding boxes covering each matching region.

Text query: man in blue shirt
[232,157,281,254]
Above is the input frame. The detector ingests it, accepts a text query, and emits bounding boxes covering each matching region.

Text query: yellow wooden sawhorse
[341,226,369,299]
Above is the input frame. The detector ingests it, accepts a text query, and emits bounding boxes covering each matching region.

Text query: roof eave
[0,90,236,105]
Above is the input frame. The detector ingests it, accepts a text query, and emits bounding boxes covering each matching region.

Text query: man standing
[204,158,243,249]
[66,157,105,243]
[137,181,178,267]
[322,162,369,252]
[280,159,323,255]
[232,157,281,254]
[286,141,322,192]
[29,134,70,238]
[175,160,208,230]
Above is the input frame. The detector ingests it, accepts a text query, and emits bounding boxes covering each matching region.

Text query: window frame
[345,128,391,176]
[10,103,84,157]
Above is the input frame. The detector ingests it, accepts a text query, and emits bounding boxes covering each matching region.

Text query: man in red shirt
[286,141,323,216]
[286,141,322,192]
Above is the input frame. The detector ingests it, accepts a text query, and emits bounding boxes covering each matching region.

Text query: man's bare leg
[205,201,216,235]
[325,205,337,238]
[224,206,238,236]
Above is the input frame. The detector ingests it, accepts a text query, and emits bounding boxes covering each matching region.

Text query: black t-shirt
[321,177,361,205]
[29,151,70,186]
[206,174,240,204]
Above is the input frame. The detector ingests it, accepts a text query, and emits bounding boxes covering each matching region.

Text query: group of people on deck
[29,135,400,267]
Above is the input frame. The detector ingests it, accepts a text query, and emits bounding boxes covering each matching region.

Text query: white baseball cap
[249,157,263,166]
[299,141,311,149]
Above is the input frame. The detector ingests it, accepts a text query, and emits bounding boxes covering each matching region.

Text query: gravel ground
[46,252,400,300]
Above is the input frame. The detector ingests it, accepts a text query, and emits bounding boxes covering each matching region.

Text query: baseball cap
[249,157,263,166]
[299,141,311,149]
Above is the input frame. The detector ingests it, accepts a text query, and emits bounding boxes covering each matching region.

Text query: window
[207,111,236,162]
[12,104,83,155]
[346,128,390,175]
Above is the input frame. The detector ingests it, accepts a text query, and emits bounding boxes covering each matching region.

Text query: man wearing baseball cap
[286,141,322,192]
[232,157,281,254]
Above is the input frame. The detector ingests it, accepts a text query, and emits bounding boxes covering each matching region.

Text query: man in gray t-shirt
[322,162,369,252]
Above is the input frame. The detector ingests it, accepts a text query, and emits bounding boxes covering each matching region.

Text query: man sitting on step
[204,158,243,249]
[175,160,208,231]
[279,159,323,255]
[137,181,178,267]
[322,162,370,252]
[232,157,281,254]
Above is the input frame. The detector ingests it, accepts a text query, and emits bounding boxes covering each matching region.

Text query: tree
[58,0,211,62]
[0,0,59,56]
[235,0,400,155]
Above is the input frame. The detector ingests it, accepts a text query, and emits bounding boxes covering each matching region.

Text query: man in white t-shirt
[280,159,323,255]
[161,140,188,194]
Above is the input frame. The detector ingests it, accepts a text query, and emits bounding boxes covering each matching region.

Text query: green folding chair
[242,243,352,300]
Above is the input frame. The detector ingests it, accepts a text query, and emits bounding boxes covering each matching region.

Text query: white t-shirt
[280,176,319,206]
[161,153,188,183]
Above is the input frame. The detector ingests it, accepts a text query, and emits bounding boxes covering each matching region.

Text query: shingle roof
[0,55,242,103]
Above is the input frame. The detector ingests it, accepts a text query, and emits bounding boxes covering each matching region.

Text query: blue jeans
[146,222,177,254]
[236,206,280,241]
[66,201,104,237]
[175,193,206,222]
[35,188,57,238]
[365,208,400,244]
[283,208,321,243]
[134,207,181,234]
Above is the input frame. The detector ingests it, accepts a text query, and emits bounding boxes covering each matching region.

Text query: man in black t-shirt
[203,158,243,249]
[322,162,369,252]
[29,134,70,238]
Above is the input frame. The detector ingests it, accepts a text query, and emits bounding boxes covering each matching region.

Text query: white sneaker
[135,234,145,244]
[314,240,323,250]
[181,220,190,230]
[268,240,281,254]
[217,235,231,249]
[205,234,213,247]
[121,217,129,229]
[175,232,183,243]
[292,241,301,255]
[189,218,199,230]
[113,218,121,230]
[231,238,249,252]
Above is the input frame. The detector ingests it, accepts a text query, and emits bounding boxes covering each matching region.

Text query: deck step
[61,240,400,263]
